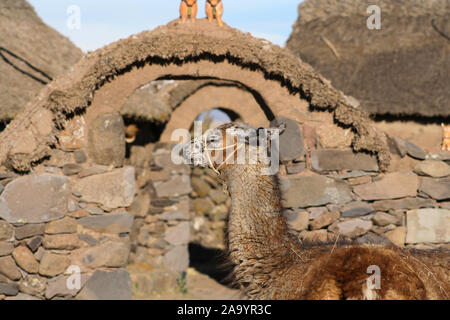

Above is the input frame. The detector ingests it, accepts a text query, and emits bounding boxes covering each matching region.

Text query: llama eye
[207,136,219,143]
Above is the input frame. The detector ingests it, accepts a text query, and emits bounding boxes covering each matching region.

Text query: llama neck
[223,164,299,298]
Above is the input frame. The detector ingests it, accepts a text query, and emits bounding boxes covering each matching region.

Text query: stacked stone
[127,143,191,284]
[0,150,136,300]
[190,167,230,250]
[174,117,449,256]
[1,107,449,300]
[0,113,141,300]
[277,121,450,250]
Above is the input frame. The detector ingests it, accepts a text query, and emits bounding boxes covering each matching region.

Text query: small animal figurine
[180,0,198,24]
[206,0,224,27]
[125,124,139,144]
[442,123,450,151]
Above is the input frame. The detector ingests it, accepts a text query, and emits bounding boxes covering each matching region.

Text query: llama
[181,122,449,300]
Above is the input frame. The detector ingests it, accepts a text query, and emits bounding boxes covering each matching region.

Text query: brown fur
[184,123,450,300]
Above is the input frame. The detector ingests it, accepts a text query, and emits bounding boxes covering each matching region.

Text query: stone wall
[190,167,230,250]
[1,108,449,300]
[275,119,450,250]
[175,116,450,254]
[0,133,194,300]
[127,143,191,275]
[1,18,447,301]
[0,148,136,300]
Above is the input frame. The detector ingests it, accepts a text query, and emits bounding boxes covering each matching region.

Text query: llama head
[181,122,285,174]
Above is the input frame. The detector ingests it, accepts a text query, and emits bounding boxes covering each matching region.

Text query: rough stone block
[77,212,134,234]
[329,219,372,238]
[280,176,352,208]
[12,246,39,274]
[406,209,449,244]
[418,177,450,201]
[164,222,190,246]
[70,239,130,269]
[0,256,21,280]
[39,252,70,277]
[0,174,71,223]
[45,217,78,234]
[45,274,89,299]
[76,269,132,300]
[311,149,378,172]
[0,242,13,257]
[163,245,189,273]
[43,234,81,250]
[353,172,419,201]
[284,210,309,231]
[0,220,13,241]
[15,224,45,240]
[270,117,305,161]
[87,114,126,167]
[73,167,136,209]
[341,201,375,218]
[154,175,191,198]
[309,211,340,230]
[414,160,450,178]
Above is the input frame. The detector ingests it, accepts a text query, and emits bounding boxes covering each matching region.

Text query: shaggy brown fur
[183,123,449,300]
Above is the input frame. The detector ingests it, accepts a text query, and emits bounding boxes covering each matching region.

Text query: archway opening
[122,80,258,298]
[189,107,239,132]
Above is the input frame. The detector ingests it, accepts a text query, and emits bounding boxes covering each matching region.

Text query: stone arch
[160,83,270,142]
[0,19,389,173]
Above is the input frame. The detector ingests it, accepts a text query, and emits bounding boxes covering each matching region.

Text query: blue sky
[29,0,302,52]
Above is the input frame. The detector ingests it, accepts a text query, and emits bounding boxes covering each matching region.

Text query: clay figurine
[442,123,450,151]
[125,124,139,144]
[206,0,224,27]
[180,0,198,24]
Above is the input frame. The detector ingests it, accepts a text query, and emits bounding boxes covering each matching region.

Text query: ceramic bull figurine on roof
[180,0,198,24]
[206,0,224,27]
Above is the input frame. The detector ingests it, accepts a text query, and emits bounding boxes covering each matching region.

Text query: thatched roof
[287,0,450,118]
[0,19,390,172]
[0,0,83,122]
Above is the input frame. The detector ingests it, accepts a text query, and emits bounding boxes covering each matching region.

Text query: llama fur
[182,122,449,300]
